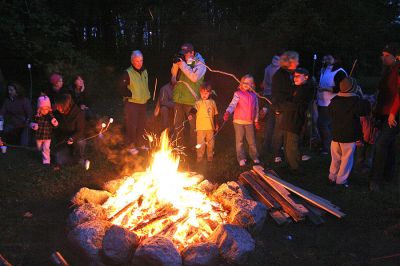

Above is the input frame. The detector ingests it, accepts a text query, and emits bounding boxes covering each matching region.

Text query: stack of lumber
[238,166,345,225]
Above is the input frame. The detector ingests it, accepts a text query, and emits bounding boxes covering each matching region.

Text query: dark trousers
[55,140,86,166]
[283,130,300,170]
[317,106,332,152]
[262,110,275,153]
[272,113,284,158]
[160,106,174,132]
[371,121,399,183]
[124,102,147,148]
[173,103,196,146]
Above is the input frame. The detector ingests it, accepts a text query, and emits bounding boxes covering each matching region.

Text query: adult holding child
[118,50,150,155]
[171,43,206,146]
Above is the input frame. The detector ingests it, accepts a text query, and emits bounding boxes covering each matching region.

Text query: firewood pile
[239,165,345,226]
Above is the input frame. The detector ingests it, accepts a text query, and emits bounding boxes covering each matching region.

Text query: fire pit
[67,131,266,265]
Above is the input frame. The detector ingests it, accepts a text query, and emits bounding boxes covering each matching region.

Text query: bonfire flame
[102,131,228,250]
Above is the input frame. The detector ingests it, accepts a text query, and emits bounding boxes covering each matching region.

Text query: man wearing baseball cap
[370,43,400,191]
[170,43,207,146]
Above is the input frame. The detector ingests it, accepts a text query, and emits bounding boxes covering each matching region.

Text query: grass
[1,73,400,265]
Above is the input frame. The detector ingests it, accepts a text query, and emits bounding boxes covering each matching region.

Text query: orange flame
[102,131,227,249]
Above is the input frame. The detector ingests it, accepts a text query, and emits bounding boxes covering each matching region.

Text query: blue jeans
[317,106,332,152]
[233,123,259,162]
[371,120,399,183]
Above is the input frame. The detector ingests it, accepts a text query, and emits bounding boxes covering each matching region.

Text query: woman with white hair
[118,50,150,155]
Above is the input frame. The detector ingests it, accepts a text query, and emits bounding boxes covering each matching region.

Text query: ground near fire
[0,72,400,266]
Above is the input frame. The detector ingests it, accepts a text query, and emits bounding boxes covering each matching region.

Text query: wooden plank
[239,172,279,210]
[264,168,337,208]
[269,210,290,226]
[246,171,305,222]
[251,170,309,217]
[253,165,346,218]
[301,202,326,225]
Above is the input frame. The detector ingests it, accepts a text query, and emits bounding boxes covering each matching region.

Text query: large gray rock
[212,181,252,211]
[229,198,267,234]
[182,242,219,266]
[71,187,111,206]
[210,224,255,265]
[132,236,182,266]
[68,220,112,262]
[102,178,126,194]
[102,225,140,264]
[67,203,107,229]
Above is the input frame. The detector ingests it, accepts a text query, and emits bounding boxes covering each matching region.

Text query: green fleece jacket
[126,66,150,104]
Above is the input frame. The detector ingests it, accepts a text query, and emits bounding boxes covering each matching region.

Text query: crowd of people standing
[0,42,399,192]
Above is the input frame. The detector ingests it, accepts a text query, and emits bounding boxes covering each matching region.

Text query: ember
[101,131,228,250]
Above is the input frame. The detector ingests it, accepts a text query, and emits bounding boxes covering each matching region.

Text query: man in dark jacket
[270,51,299,164]
[370,43,400,191]
[277,68,314,173]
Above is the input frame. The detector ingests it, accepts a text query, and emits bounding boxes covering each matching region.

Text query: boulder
[102,225,140,264]
[71,187,111,206]
[68,220,112,262]
[212,181,252,211]
[210,224,255,265]
[67,202,107,229]
[132,236,182,266]
[182,242,219,266]
[229,198,267,234]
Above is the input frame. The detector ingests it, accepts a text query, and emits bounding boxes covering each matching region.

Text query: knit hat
[49,73,62,85]
[382,43,399,56]
[339,77,357,93]
[37,95,51,109]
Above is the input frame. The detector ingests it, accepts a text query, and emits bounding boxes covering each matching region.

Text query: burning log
[107,202,136,223]
[132,207,179,231]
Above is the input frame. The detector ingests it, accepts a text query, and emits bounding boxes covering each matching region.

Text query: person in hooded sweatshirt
[328,77,370,188]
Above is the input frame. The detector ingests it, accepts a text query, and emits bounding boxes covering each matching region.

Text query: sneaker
[301,155,311,161]
[337,181,350,188]
[239,159,246,167]
[274,157,282,163]
[328,179,336,186]
[253,159,260,164]
[128,148,139,155]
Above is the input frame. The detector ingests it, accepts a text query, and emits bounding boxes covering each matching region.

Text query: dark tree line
[1,0,399,92]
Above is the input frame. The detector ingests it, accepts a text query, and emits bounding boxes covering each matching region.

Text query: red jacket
[375,62,400,116]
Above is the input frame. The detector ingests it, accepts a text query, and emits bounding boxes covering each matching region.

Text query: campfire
[101,131,228,250]
[66,130,344,265]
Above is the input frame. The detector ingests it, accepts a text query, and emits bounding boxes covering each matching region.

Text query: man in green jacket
[171,43,206,146]
[118,50,150,155]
